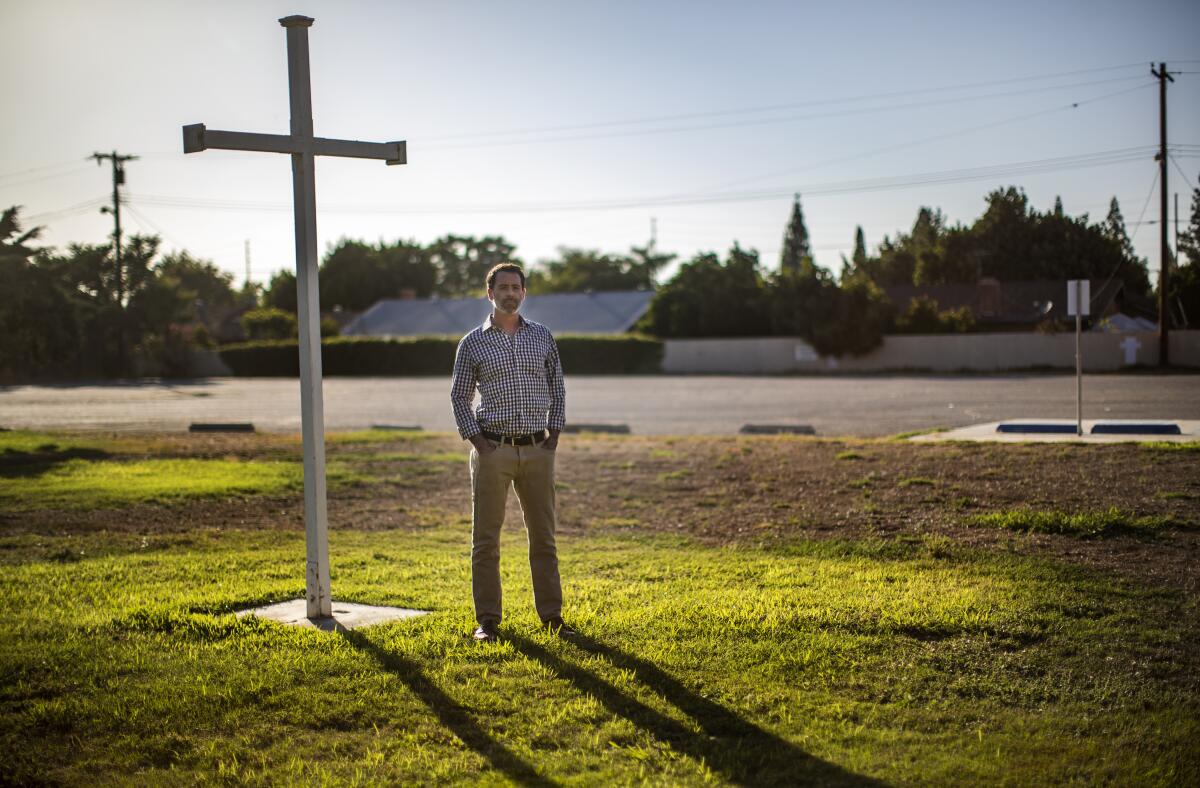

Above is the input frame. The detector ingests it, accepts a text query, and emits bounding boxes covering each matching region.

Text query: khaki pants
[469,441,561,625]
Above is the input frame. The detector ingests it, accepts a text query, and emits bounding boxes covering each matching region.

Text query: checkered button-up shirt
[451,314,566,439]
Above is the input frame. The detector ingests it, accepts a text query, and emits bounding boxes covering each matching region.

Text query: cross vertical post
[282,16,331,618]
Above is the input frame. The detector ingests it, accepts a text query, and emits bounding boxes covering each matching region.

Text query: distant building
[883,278,1157,330]
[342,290,656,337]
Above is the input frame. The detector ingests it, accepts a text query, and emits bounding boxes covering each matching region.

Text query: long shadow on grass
[509,632,885,787]
[0,446,108,478]
[341,630,557,787]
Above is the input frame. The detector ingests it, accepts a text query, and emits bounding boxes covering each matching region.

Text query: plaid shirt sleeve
[546,332,566,432]
[450,336,482,439]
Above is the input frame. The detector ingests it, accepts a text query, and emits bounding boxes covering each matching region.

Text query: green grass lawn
[1,430,1197,785]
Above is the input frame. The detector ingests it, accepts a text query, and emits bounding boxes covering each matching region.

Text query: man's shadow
[341,630,556,787]
[506,631,885,786]
[343,627,884,786]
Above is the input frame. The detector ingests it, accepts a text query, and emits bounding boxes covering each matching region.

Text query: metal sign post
[1067,279,1090,436]
[182,15,406,618]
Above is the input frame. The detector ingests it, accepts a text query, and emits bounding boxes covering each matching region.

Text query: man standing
[451,263,571,643]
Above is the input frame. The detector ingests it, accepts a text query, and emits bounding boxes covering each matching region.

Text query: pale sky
[2,0,1198,287]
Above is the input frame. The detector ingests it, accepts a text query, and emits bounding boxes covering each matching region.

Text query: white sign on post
[1067,279,1090,316]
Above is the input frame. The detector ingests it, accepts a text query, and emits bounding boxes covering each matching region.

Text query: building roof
[882,278,1155,324]
[342,290,656,337]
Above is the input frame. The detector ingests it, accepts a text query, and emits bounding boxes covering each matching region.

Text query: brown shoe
[473,620,500,643]
[541,616,576,637]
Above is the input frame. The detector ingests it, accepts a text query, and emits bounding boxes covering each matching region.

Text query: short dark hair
[486,263,526,290]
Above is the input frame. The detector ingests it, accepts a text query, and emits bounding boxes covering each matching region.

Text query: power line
[23,196,109,223]
[122,203,189,252]
[1169,156,1196,191]
[127,146,1154,217]
[423,62,1149,145]
[0,158,91,182]
[422,76,1154,151]
[1129,168,1159,245]
[0,162,94,190]
[687,81,1155,195]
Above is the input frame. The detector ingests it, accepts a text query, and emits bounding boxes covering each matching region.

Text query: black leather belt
[482,430,547,446]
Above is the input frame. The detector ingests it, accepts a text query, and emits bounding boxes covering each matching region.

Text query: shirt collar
[482,313,527,333]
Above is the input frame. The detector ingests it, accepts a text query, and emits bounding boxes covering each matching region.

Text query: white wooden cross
[182,15,406,618]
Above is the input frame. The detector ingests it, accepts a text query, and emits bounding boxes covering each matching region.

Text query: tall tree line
[4,179,1200,379]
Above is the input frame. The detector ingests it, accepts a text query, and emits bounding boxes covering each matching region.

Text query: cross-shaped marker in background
[1120,336,1142,366]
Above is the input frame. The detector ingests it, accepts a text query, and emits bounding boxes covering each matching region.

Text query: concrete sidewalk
[912,419,1200,443]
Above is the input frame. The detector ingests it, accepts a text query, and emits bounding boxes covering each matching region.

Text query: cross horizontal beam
[182,123,406,165]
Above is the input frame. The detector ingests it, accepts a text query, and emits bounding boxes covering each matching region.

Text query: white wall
[662,331,1200,374]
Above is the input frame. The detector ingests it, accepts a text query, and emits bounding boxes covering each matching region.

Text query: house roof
[882,279,1154,323]
[342,290,656,337]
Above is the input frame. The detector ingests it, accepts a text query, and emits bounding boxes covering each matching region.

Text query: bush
[323,336,456,375]
[892,296,975,334]
[218,334,663,376]
[807,277,893,357]
[241,308,297,341]
[219,340,302,376]
[555,334,662,373]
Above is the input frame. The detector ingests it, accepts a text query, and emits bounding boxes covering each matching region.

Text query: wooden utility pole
[1151,63,1173,366]
[182,15,406,619]
[92,150,138,371]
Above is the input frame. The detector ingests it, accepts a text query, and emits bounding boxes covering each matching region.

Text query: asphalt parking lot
[3,374,1197,437]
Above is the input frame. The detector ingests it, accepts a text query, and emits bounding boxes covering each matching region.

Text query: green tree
[320,239,378,311]
[318,237,435,311]
[528,247,656,294]
[770,259,890,356]
[157,251,237,311]
[818,277,893,356]
[431,235,519,297]
[1169,182,1200,327]
[241,307,298,341]
[858,189,1150,293]
[639,244,772,337]
[1102,197,1138,266]
[262,269,297,312]
[0,207,80,379]
[152,251,242,341]
[1175,184,1200,267]
[780,194,813,276]
[0,206,40,258]
[628,242,676,285]
[839,226,869,284]
[852,226,868,270]
[863,208,946,286]
[38,234,161,376]
[375,239,436,299]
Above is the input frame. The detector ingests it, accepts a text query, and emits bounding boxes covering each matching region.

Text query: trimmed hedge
[218,334,662,376]
[556,334,662,374]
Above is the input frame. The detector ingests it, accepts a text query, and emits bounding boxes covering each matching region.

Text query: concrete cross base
[236,599,429,632]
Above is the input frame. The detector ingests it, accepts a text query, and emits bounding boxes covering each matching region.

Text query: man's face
[488,271,525,315]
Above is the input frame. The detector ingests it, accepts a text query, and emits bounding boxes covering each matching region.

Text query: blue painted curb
[740,424,817,435]
[996,424,1078,434]
[189,422,255,433]
[1091,423,1181,435]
